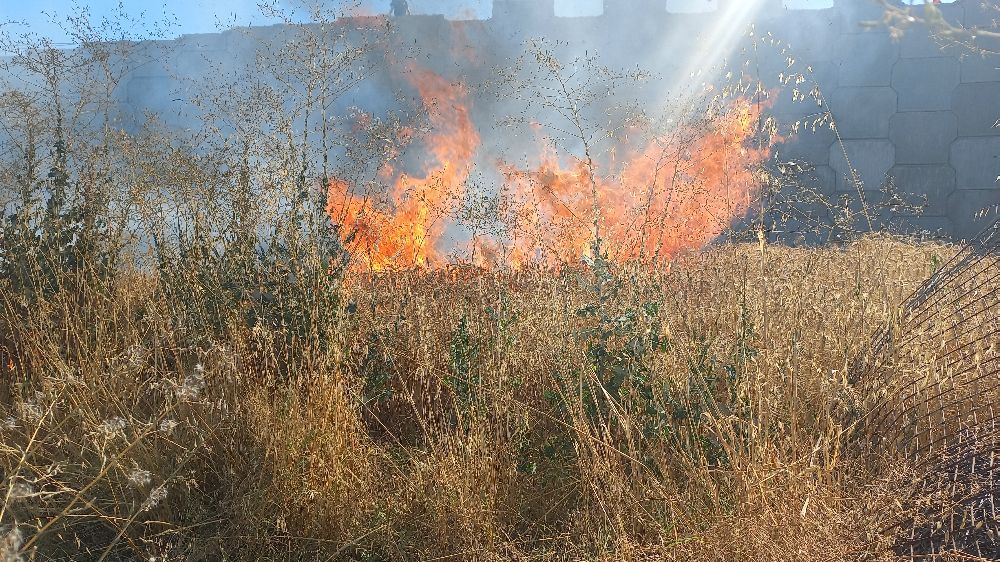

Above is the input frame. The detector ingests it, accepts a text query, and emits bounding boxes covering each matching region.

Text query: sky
[0,0,951,45]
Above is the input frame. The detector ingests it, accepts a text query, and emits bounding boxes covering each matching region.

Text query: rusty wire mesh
[849,218,999,560]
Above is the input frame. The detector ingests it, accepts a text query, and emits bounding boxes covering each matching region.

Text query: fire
[326,65,478,270]
[496,98,771,266]
[327,68,775,271]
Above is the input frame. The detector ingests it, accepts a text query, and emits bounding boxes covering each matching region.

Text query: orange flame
[327,66,478,270]
[494,98,771,266]
[327,68,775,271]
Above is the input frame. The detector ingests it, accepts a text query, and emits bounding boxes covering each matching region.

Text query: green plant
[446,314,481,420]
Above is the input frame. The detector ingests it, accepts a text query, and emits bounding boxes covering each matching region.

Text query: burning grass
[2,5,996,559]
[326,53,778,272]
[2,236,982,561]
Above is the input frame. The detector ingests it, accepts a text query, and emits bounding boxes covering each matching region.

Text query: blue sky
[0,0,944,45]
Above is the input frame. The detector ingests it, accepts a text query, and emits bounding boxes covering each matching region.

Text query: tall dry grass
[1,8,994,559]
[1,236,972,561]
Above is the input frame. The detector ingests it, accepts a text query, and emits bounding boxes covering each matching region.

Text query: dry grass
[2,236,984,561]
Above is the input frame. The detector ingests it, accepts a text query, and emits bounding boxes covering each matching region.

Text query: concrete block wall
[757,0,999,239]
[104,0,999,240]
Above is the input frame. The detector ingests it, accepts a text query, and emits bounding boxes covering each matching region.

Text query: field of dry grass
[4,4,1000,558]
[2,236,978,561]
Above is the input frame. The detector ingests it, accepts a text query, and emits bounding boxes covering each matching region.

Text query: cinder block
[890,111,958,164]
[952,82,1000,136]
[768,61,839,118]
[829,86,896,138]
[780,164,837,197]
[830,192,896,232]
[814,163,837,192]
[768,201,835,246]
[887,164,957,212]
[833,0,889,33]
[770,10,842,63]
[889,215,955,239]
[900,25,964,59]
[835,32,899,86]
[892,57,959,111]
[964,1,1000,31]
[830,139,896,192]
[950,136,1000,188]
[948,188,1000,239]
[960,55,1000,83]
[776,124,836,166]
[936,2,966,26]
[954,0,1000,72]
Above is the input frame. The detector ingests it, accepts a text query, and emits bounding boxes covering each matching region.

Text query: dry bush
[2,234,970,561]
[1,5,994,560]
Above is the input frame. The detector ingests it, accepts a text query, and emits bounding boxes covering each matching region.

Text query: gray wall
[107,0,1000,240]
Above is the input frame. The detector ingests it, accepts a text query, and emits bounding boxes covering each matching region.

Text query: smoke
[307,2,793,268]
[2,0,846,269]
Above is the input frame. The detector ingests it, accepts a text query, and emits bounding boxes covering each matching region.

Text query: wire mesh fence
[849,217,999,560]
